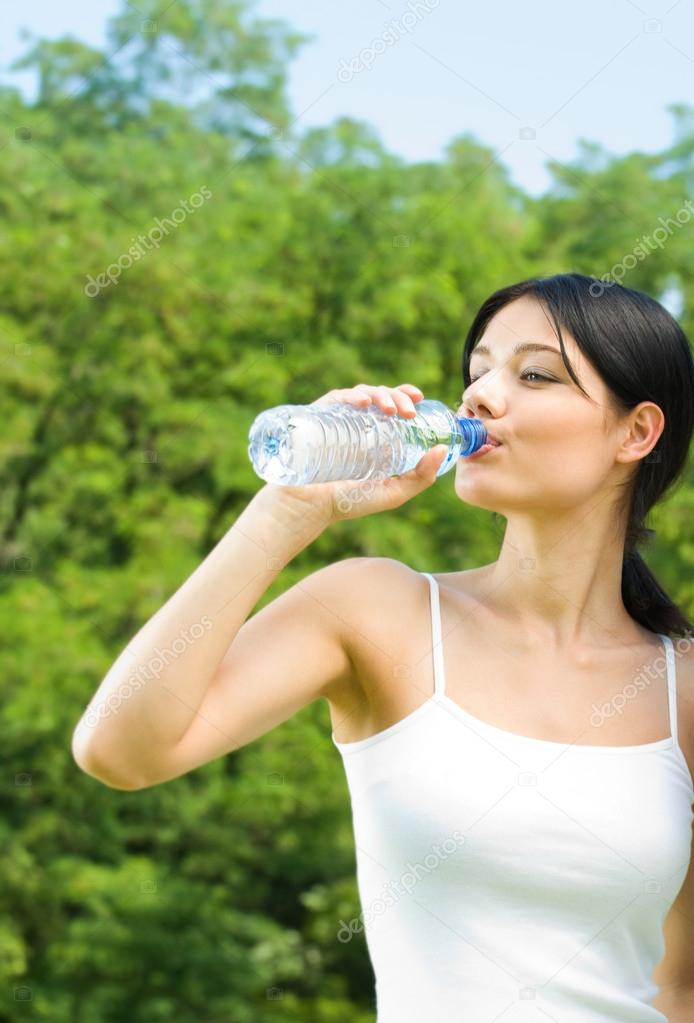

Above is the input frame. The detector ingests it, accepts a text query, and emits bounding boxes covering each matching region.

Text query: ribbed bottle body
[248,399,487,485]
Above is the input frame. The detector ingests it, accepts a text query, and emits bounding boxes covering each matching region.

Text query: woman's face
[454,294,629,519]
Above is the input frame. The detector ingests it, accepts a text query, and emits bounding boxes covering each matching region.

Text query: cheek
[454,414,610,504]
[519,404,602,462]
[519,423,613,500]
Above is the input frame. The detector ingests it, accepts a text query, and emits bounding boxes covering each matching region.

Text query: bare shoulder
[330,556,431,655]
[333,559,483,673]
[323,557,427,736]
[325,559,480,743]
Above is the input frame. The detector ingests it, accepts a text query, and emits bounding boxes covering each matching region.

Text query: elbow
[72,751,144,791]
[71,724,145,791]
[74,760,144,791]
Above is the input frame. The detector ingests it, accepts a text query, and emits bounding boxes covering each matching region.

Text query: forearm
[72,485,331,787]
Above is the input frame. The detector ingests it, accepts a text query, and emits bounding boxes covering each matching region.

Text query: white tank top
[331,571,694,1022]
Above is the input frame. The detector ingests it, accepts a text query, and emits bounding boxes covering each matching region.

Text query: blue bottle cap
[455,416,488,456]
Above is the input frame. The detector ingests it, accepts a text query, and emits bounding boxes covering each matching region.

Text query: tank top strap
[421,572,446,698]
[659,633,679,746]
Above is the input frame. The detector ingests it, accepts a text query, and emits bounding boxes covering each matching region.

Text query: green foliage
[2,2,694,1019]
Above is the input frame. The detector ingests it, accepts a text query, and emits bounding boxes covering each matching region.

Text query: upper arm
[133,556,382,787]
[652,819,694,995]
[653,644,694,994]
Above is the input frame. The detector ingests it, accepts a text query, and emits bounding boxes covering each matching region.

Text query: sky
[0,0,692,197]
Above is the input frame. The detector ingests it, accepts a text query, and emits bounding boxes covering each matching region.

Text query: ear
[615,401,665,465]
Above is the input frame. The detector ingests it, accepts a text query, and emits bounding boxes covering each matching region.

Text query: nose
[461,378,504,420]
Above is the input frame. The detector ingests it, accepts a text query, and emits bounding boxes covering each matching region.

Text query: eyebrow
[470,342,562,359]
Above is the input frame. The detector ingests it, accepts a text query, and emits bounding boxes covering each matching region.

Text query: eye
[521,370,552,383]
[467,370,553,386]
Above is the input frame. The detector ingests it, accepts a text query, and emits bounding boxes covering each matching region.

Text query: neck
[479,512,641,652]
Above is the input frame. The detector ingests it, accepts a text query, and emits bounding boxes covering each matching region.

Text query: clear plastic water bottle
[247,399,487,485]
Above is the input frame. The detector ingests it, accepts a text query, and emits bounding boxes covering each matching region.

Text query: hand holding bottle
[256,383,450,524]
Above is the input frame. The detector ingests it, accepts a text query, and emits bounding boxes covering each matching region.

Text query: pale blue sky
[1,0,693,196]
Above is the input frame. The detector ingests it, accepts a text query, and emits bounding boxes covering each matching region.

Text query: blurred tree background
[2,0,694,1019]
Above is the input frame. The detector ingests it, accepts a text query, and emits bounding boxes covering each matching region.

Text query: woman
[73,272,694,1021]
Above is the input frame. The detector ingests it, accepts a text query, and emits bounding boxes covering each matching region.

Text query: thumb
[416,444,449,479]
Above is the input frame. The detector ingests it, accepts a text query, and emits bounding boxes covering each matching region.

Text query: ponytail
[622,521,694,638]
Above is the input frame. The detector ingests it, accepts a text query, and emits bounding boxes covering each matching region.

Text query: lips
[464,441,501,461]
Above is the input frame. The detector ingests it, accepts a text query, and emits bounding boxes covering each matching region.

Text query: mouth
[461,441,502,461]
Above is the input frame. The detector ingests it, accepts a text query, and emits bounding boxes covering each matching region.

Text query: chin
[452,482,503,512]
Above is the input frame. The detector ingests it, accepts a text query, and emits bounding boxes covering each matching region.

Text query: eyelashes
[466,370,553,389]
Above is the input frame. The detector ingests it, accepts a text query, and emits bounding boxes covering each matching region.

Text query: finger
[318,387,372,406]
[395,383,424,399]
[389,389,418,416]
[396,444,447,483]
[375,385,398,413]
[416,444,448,480]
